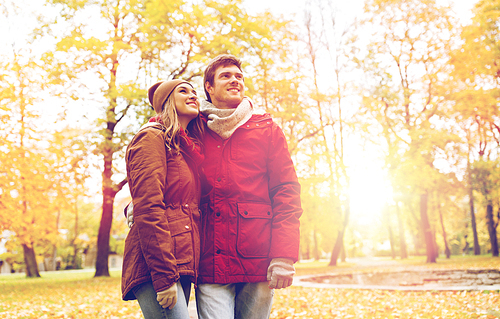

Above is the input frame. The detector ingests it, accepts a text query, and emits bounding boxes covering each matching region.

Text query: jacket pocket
[236,202,272,258]
[169,218,193,265]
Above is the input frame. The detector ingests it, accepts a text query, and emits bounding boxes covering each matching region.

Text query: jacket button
[244,211,248,215]
[216,212,221,217]
[216,249,221,254]
[267,211,271,215]
[185,225,190,230]
[217,145,221,148]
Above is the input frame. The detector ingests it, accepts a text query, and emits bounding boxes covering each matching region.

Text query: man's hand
[126,202,134,228]
[267,258,295,289]
[157,284,177,309]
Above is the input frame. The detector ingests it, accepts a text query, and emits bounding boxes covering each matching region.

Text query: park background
[1,0,500,317]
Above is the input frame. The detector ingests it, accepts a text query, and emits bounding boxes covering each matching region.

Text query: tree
[450,0,500,256]
[383,204,397,259]
[0,0,101,275]
[468,135,482,255]
[395,201,408,258]
[434,181,454,258]
[0,52,56,277]
[357,0,459,262]
[298,0,357,266]
[471,160,500,256]
[47,127,94,269]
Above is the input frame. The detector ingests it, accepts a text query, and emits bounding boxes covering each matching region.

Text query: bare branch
[113,177,128,196]
[116,104,132,124]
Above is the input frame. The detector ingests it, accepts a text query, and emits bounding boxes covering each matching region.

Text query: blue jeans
[133,276,191,319]
[196,282,274,319]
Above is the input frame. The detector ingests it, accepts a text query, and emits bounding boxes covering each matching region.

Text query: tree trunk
[51,208,61,271]
[470,191,481,255]
[51,246,57,271]
[22,243,40,277]
[329,229,344,266]
[388,223,396,259]
[313,229,320,261]
[94,56,123,277]
[329,198,350,266]
[432,227,439,260]
[420,193,436,263]
[303,237,310,260]
[95,185,115,277]
[396,202,408,259]
[486,202,499,257]
[341,242,346,262]
[406,199,425,253]
[468,160,481,255]
[71,200,79,269]
[384,205,396,259]
[409,228,420,256]
[437,200,451,258]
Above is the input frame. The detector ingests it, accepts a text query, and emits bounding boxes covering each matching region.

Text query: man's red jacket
[199,113,302,284]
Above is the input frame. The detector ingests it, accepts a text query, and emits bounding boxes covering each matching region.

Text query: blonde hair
[158,94,204,153]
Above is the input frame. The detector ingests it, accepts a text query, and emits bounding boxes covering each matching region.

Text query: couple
[121,54,303,319]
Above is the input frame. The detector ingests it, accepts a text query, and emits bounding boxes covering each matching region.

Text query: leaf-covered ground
[272,287,500,318]
[0,256,499,318]
[0,270,143,318]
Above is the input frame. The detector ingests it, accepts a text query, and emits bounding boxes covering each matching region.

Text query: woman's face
[173,83,199,128]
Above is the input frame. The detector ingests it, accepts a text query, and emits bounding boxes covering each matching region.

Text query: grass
[0,256,499,318]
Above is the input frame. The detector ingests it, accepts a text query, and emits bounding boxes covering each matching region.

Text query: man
[196,54,302,319]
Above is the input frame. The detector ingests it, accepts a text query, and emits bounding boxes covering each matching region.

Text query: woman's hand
[156,284,177,309]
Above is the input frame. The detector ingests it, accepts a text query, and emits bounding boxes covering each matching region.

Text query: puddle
[296,269,500,291]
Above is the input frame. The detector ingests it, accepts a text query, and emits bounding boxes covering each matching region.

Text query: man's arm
[266,122,303,288]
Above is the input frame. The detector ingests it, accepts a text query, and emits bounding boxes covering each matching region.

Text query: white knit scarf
[200,97,253,139]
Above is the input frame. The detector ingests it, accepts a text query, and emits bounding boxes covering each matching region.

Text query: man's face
[205,64,245,109]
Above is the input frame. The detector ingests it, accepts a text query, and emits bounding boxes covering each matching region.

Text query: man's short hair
[204,54,243,102]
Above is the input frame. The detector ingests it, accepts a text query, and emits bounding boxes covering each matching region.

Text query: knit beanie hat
[148,79,192,114]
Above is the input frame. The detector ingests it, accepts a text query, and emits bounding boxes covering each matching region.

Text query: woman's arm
[126,127,179,293]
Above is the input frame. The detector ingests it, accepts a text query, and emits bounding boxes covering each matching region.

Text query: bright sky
[244,0,364,19]
[244,0,476,23]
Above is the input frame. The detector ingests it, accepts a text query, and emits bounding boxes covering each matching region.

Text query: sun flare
[347,146,392,227]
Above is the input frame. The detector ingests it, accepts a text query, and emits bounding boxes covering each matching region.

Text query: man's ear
[205,81,213,95]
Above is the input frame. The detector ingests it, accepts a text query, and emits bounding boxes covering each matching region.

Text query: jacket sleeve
[126,128,179,292]
[267,123,303,262]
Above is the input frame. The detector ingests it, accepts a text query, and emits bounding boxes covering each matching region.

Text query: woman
[121,79,204,319]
